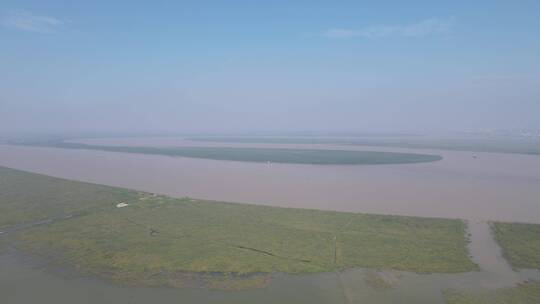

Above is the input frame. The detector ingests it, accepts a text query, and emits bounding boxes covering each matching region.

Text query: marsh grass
[492,222,540,269]
[0,166,476,289]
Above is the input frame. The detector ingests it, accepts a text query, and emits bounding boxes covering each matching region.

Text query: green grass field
[0,166,476,289]
[0,166,138,229]
[443,282,540,304]
[492,222,540,269]
[24,141,443,165]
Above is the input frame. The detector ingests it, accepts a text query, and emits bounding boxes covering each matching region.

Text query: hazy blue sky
[1,1,539,135]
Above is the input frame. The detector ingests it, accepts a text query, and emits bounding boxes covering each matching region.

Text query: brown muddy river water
[1,137,540,303]
[1,138,540,222]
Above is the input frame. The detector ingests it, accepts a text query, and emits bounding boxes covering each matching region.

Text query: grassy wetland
[0,166,476,290]
[492,222,540,270]
[437,222,540,304]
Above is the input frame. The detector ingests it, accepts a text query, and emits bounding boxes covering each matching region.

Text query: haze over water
[2,1,540,303]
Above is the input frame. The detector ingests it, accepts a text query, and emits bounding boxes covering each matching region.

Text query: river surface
[1,138,540,222]
[1,137,540,303]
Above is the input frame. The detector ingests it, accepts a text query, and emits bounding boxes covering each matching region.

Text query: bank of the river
[1,166,476,290]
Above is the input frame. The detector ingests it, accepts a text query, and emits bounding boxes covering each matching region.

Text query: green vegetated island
[189,136,540,155]
[0,166,475,290]
[21,141,443,165]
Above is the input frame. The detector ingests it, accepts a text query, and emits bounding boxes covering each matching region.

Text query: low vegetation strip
[189,136,540,155]
[0,166,476,289]
[492,222,540,269]
[443,282,540,304]
[24,141,443,165]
